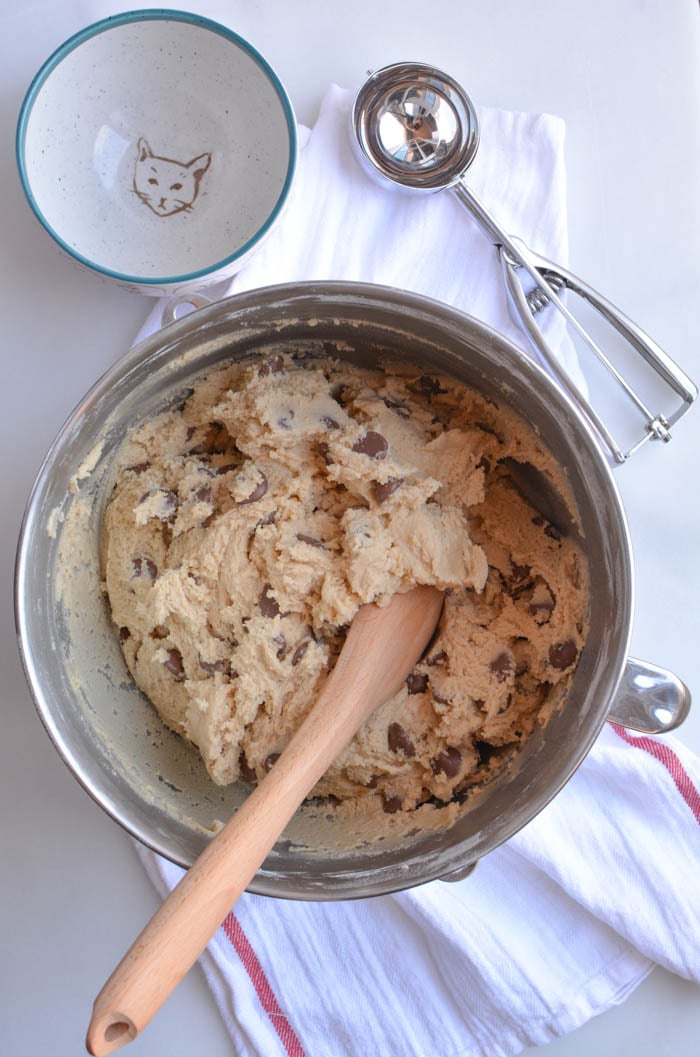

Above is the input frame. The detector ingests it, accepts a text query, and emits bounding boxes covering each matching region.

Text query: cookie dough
[103,352,588,816]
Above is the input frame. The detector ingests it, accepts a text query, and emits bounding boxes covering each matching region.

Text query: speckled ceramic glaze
[16,10,297,294]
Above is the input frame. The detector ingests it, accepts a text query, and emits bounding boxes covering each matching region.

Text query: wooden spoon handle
[86,586,443,1055]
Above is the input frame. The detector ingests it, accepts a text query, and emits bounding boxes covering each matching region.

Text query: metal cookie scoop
[351,62,696,463]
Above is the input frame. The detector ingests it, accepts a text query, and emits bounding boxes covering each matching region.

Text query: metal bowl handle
[439,657,691,884]
[607,657,691,734]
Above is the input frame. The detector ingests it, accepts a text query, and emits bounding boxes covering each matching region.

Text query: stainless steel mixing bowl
[15,282,690,898]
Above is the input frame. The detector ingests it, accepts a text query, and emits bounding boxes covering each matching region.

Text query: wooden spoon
[86,585,444,1055]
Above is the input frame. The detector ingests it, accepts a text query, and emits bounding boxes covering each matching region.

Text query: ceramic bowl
[16,10,297,295]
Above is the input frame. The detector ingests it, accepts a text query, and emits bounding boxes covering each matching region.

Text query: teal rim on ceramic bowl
[15,9,298,287]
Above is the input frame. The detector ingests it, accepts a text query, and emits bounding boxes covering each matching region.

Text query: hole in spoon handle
[86,1013,136,1055]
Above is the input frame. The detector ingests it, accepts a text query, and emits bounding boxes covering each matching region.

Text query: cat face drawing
[132,137,211,217]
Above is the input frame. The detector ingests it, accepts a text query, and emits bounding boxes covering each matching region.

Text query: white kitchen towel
[135,86,700,1056]
[135,725,700,1057]
[138,84,585,393]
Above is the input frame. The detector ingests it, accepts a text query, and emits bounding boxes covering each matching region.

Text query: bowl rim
[15,8,298,287]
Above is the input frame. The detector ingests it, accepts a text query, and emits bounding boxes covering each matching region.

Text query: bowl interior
[18,13,295,283]
[16,283,632,898]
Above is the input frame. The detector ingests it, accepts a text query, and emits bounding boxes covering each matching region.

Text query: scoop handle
[86,586,443,1056]
[453,180,697,464]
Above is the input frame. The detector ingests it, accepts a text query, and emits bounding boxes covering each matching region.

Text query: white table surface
[2,1,699,1054]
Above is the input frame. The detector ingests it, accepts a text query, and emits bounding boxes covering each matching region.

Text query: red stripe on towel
[610,723,700,825]
[222,912,307,1057]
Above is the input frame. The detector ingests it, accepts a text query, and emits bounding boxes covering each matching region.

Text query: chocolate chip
[258,354,285,377]
[425,650,447,667]
[382,794,403,814]
[239,752,256,783]
[406,672,429,695]
[164,648,185,681]
[264,752,281,771]
[291,640,309,666]
[433,690,450,705]
[138,488,179,523]
[549,639,578,670]
[508,563,531,590]
[256,509,276,528]
[272,634,287,660]
[258,584,280,618]
[198,655,231,676]
[296,532,326,549]
[352,430,388,459]
[489,651,513,682]
[214,463,239,476]
[383,396,410,418]
[132,556,157,580]
[412,375,446,396]
[188,572,203,585]
[475,740,497,765]
[431,747,462,778]
[532,515,562,542]
[237,471,268,505]
[316,441,332,464]
[329,382,346,404]
[119,626,130,643]
[277,410,295,429]
[320,416,340,429]
[126,461,150,474]
[191,483,213,504]
[477,456,491,474]
[197,656,218,673]
[498,693,513,714]
[162,491,179,521]
[388,722,416,757]
[475,420,503,441]
[374,477,404,503]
